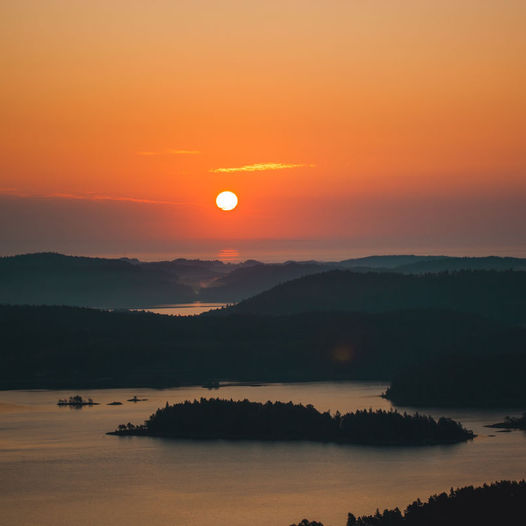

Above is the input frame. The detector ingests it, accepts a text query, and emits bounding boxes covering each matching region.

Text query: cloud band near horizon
[0,188,188,206]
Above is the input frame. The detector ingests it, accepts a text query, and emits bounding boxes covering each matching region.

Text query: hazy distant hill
[2,252,526,307]
[1,304,524,394]
[201,255,526,301]
[394,256,526,274]
[224,270,526,323]
[199,262,331,301]
[340,255,526,272]
[338,255,441,269]
[138,258,260,290]
[0,253,195,308]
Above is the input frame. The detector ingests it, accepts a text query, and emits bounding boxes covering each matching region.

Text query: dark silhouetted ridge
[2,304,526,396]
[385,350,526,407]
[344,480,526,526]
[0,252,195,307]
[224,270,526,324]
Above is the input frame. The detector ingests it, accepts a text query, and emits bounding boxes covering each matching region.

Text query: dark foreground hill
[292,480,526,526]
[1,305,526,406]
[108,399,473,446]
[385,351,526,407]
[223,270,526,324]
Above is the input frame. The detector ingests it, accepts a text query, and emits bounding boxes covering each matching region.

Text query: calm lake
[130,302,228,316]
[1,382,525,526]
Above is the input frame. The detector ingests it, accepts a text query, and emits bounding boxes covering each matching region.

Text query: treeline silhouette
[291,481,526,526]
[1,305,526,408]
[343,480,526,526]
[57,395,97,406]
[108,399,473,445]
[2,305,526,395]
[487,413,526,430]
[223,270,526,324]
[385,351,526,407]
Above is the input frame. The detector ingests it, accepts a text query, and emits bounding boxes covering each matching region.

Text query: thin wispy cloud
[51,193,187,205]
[0,188,188,206]
[166,149,200,155]
[210,162,314,174]
[137,149,200,156]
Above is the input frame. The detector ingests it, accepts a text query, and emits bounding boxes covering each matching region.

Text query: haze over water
[1,382,525,526]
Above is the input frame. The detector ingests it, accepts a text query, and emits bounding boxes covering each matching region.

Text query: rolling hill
[1,304,525,400]
[0,253,195,307]
[224,269,526,324]
[2,252,526,308]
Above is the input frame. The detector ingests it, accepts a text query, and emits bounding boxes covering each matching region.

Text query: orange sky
[1,1,525,258]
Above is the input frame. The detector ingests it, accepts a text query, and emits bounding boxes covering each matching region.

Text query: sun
[216,191,238,211]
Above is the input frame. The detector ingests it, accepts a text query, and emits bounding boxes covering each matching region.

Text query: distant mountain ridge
[393,256,526,273]
[1,252,526,307]
[0,252,196,308]
[338,255,440,268]
[199,262,329,301]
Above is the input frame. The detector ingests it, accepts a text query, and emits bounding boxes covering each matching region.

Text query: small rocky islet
[486,413,526,430]
[57,395,98,407]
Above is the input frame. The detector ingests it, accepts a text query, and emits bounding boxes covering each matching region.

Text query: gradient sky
[1,1,525,260]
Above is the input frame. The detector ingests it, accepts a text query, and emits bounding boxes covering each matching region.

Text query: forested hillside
[225,270,526,324]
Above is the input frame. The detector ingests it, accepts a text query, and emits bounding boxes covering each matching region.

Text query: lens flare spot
[331,345,354,364]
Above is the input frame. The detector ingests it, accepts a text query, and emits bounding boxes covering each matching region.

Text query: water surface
[131,302,227,316]
[1,382,525,526]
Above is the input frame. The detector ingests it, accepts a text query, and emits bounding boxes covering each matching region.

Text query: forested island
[487,413,526,430]
[108,399,474,445]
[291,480,526,526]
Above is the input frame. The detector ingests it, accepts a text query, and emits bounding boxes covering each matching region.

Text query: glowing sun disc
[216,191,238,211]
